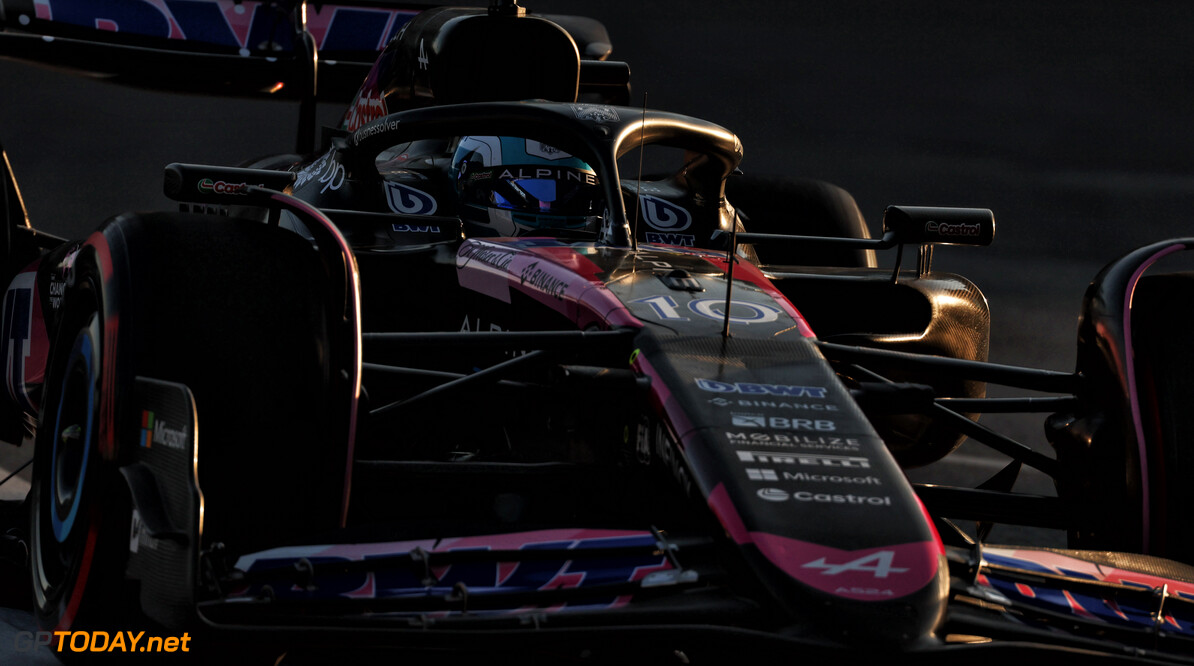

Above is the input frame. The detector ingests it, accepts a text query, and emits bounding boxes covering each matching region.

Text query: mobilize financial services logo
[696,378,827,398]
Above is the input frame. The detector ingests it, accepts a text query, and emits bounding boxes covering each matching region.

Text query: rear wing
[0,1,625,154]
[0,1,429,102]
[0,1,620,102]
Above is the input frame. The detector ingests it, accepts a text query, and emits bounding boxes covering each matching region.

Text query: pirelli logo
[736,450,871,469]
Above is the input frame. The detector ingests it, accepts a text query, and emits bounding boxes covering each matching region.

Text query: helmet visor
[460,164,602,217]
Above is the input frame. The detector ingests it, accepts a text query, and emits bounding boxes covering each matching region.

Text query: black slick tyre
[726,175,875,268]
[29,211,342,637]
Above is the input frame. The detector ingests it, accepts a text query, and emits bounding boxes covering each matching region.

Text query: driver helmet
[450,136,604,237]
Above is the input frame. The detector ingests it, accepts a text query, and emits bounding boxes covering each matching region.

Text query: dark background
[1,1,1193,661]
[5,1,1193,260]
[1,0,1192,578]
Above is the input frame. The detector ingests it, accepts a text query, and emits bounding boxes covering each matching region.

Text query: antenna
[632,93,647,251]
[721,214,739,338]
[294,0,318,154]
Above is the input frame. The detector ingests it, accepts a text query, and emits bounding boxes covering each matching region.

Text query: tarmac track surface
[0,1,1192,662]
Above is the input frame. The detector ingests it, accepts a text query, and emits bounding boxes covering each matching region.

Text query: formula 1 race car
[1,2,1192,663]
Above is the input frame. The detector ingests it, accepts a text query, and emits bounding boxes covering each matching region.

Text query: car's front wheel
[29,252,133,635]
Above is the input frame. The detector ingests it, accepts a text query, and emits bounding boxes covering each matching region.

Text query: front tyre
[726,175,876,268]
[1052,254,1194,564]
[1124,273,1194,561]
[26,211,347,643]
[29,262,132,633]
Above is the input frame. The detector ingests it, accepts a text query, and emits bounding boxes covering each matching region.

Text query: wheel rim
[50,315,99,543]
[32,306,102,616]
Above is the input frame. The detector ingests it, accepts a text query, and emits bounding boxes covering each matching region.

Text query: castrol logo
[924,220,980,237]
[197,179,257,195]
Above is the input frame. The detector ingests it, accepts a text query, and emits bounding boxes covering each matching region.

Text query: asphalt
[0,0,1192,661]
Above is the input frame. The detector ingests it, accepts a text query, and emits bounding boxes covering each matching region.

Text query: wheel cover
[50,315,99,543]
[31,308,103,622]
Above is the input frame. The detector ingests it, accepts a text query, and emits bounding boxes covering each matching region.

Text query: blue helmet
[450,136,604,237]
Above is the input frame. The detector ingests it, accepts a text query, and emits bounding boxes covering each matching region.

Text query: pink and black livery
[2,1,1194,663]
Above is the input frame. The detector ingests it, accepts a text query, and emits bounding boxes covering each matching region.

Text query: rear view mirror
[883,206,995,246]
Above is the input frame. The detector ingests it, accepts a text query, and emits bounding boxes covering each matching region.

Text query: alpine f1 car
[1,2,1192,663]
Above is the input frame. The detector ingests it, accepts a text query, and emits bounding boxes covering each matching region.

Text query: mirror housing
[883,205,995,246]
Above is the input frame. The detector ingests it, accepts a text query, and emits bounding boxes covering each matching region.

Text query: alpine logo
[385,182,438,216]
[802,551,909,579]
[763,539,940,601]
[497,167,597,185]
[640,195,692,231]
[696,378,827,398]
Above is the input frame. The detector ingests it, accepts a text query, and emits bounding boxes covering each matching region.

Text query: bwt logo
[393,224,442,233]
[644,232,695,247]
[385,182,439,216]
[639,195,692,231]
[696,378,827,398]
